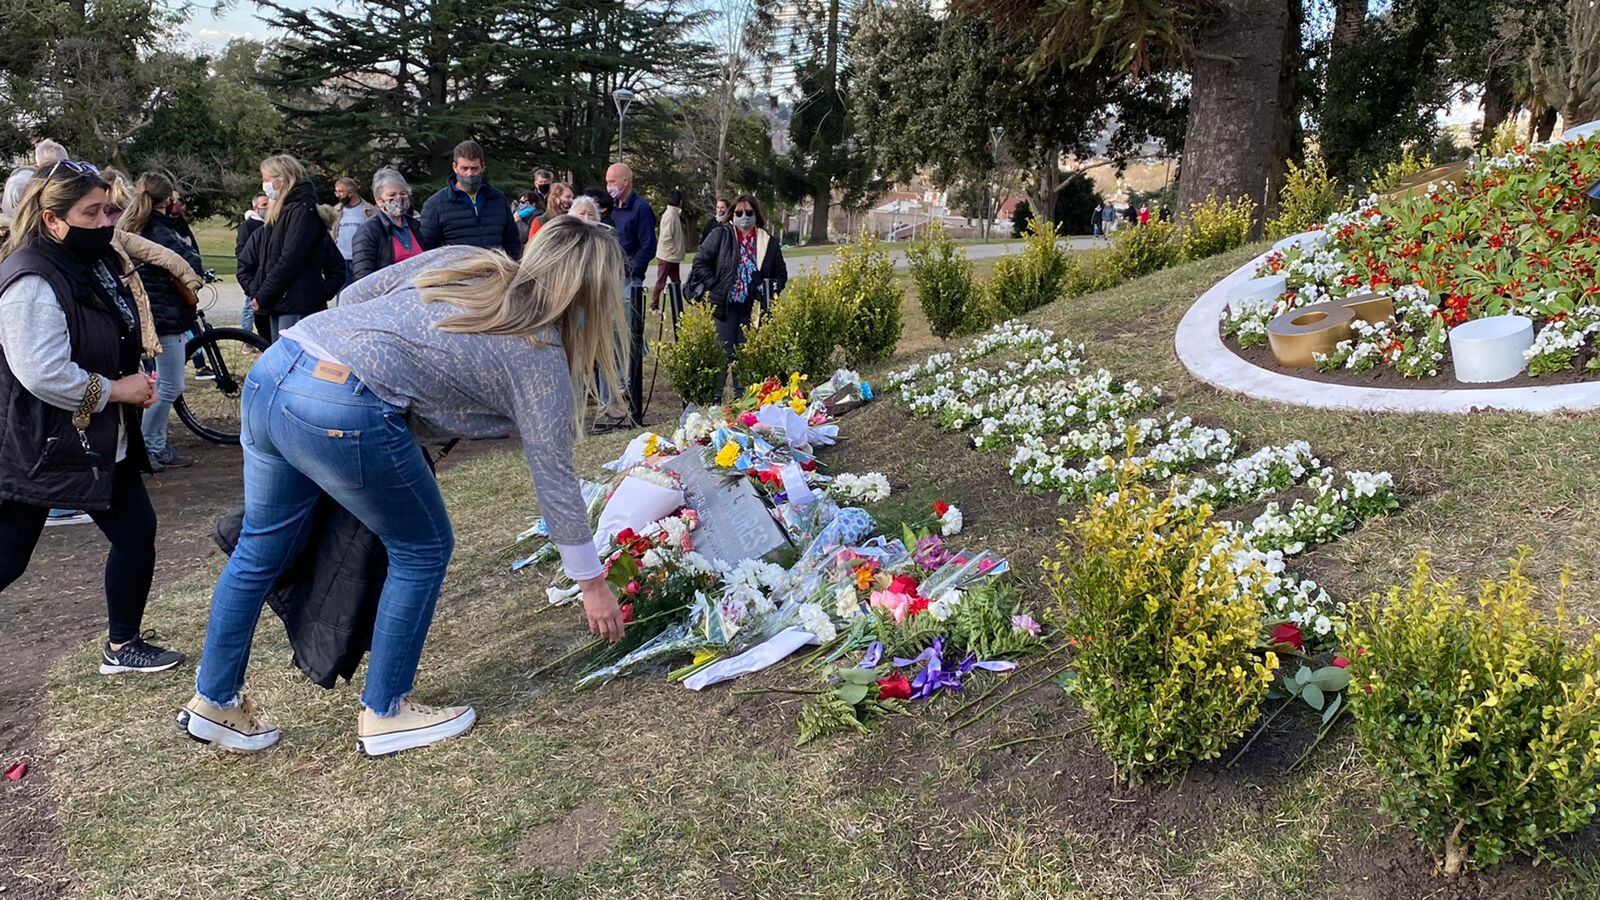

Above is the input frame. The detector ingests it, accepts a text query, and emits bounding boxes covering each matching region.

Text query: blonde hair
[316,203,339,234]
[413,216,627,429]
[116,171,174,235]
[0,168,110,263]
[261,154,308,224]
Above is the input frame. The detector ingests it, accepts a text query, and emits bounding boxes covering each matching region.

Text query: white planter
[1561,119,1600,142]
[1228,273,1289,316]
[1449,315,1534,383]
[1270,230,1328,255]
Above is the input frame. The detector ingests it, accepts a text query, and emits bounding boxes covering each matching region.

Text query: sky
[187,1,302,48]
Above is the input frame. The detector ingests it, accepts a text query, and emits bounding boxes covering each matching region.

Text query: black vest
[0,244,146,509]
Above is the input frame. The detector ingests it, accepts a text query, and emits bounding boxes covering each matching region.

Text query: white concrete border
[1174,240,1600,414]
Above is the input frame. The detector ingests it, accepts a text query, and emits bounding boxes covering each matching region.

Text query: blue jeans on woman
[195,339,454,716]
[140,333,186,455]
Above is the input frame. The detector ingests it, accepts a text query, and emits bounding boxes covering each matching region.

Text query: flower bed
[1222,138,1600,382]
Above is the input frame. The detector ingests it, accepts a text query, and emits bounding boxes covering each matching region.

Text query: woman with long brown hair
[117,172,204,470]
[181,215,628,756]
[0,161,185,674]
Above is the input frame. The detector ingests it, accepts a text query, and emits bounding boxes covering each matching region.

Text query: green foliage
[989,220,1071,316]
[945,583,1041,660]
[1484,118,1522,157]
[1367,148,1435,195]
[1052,176,1104,234]
[1103,220,1180,281]
[734,276,851,386]
[1268,156,1344,240]
[661,303,728,406]
[1010,200,1033,238]
[1048,479,1276,783]
[834,231,904,365]
[796,666,909,747]
[956,280,1005,335]
[1063,250,1117,297]
[906,223,975,339]
[1178,193,1256,262]
[1343,554,1600,875]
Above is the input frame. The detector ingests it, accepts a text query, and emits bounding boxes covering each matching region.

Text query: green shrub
[988,219,1070,316]
[906,223,975,339]
[1049,478,1276,783]
[1063,249,1117,297]
[1179,193,1256,262]
[833,231,903,365]
[1342,554,1600,875]
[956,280,1003,335]
[661,303,728,405]
[1267,156,1343,239]
[1104,219,1180,281]
[734,275,850,385]
[1366,147,1434,194]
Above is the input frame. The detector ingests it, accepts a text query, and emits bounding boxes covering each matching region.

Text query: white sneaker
[176,693,281,753]
[356,698,476,758]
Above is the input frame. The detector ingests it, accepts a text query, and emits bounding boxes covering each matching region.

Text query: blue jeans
[140,333,186,455]
[195,339,455,716]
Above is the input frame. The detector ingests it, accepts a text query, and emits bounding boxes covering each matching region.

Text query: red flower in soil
[619,603,635,624]
[1332,656,1350,669]
[877,673,912,701]
[933,500,950,517]
[1270,622,1304,652]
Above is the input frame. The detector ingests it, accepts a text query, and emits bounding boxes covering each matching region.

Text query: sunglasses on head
[41,159,100,182]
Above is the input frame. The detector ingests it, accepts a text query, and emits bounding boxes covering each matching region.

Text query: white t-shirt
[336,203,366,259]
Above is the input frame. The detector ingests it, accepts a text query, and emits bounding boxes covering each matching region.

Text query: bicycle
[170,271,268,445]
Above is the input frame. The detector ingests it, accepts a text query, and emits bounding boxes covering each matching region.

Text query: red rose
[1332,656,1350,668]
[1270,622,1304,652]
[619,603,634,624]
[933,500,950,517]
[877,673,911,701]
[889,574,921,596]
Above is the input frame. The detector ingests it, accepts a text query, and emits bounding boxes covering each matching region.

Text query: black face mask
[61,224,115,262]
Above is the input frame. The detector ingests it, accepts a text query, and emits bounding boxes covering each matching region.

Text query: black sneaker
[193,365,216,381]
[151,448,195,469]
[100,636,186,675]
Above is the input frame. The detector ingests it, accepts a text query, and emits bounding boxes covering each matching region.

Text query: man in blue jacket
[419,140,523,257]
[605,163,655,286]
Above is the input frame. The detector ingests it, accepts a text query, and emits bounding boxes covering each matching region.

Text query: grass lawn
[189,217,239,279]
[43,245,1600,898]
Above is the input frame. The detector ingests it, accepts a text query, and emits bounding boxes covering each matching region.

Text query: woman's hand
[107,373,154,408]
[579,576,626,643]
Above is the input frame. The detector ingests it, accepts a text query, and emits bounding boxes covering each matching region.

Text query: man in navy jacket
[605,163,655,285]
[419,140,523,257]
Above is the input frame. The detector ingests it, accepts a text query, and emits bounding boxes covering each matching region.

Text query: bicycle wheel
[174,327,268,445]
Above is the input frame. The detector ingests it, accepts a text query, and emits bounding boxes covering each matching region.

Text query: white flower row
[830,472,892,503]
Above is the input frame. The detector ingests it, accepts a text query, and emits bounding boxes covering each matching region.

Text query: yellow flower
[643,434,660,457]
[715,442,741,468]
[789,397,808,415]
[692,650,717,665]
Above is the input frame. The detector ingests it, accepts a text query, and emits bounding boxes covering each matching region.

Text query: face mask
[379,197,410,218]
[61,224,115,261]
[607,185,622,201]
[732,212,755,229]
[457,173,483,192]
[715,209,728,222]
[262,180,278,200]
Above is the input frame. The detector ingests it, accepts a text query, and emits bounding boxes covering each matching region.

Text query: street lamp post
[988,125,1004,240]
[612,87,635,160]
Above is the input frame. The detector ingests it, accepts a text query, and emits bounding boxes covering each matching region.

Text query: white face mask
[262,180,279,200]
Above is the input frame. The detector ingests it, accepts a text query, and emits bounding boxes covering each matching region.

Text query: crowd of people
[1090,198,1172,237]
[0,135,791,757]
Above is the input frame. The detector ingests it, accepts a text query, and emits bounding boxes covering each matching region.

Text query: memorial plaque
[662,449,790,565]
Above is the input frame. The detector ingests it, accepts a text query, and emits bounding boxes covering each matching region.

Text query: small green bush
[1063,249,1118,297]
[1366,147,1434,194]
[1179,193,1256,262]
[906,223,975,340]
[1267,156,1343,239]
[1104,219,1180,281]
[1343,554,1600,876]
[734,275,850,386]
[1049,478,1276,783]
[833,231,903,366]
[989,219,1070,316]
[661,303,728,405]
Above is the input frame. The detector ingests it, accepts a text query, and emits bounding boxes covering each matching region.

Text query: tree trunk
[809,184,831,244]
[1330,0,1365,54]
[1479,61,1515,149]
[1175,0,1290,234]
[1264,0,1302,221]
[1534,105,1559,142]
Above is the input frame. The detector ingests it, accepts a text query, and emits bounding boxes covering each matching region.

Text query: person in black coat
[418,140,523,257]
[254,155,341,342]
[237,217,345,342]
[699,197,729,248]
[351,168,425,282]
[684,193,788,361]
[117,172,204,470]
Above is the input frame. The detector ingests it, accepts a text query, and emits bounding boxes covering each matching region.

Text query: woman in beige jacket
[651,188,687,312]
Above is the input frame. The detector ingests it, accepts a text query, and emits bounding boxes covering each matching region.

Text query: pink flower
[1332,656,1350,668]
[1010,614,1041,637]
[869,590,914,624]
[740,412,759,427]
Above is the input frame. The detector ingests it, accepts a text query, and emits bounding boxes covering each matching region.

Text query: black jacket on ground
[253,182,337,316]
[418,176,522,257]
[0,243,149,510]
[135,211,203,336]
[215,498,384,688]
[351,213,424,282]
[685,224,789,318]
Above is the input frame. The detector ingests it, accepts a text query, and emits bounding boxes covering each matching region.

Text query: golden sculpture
[1383,160,1472,200]
[1265,291,1396,368]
